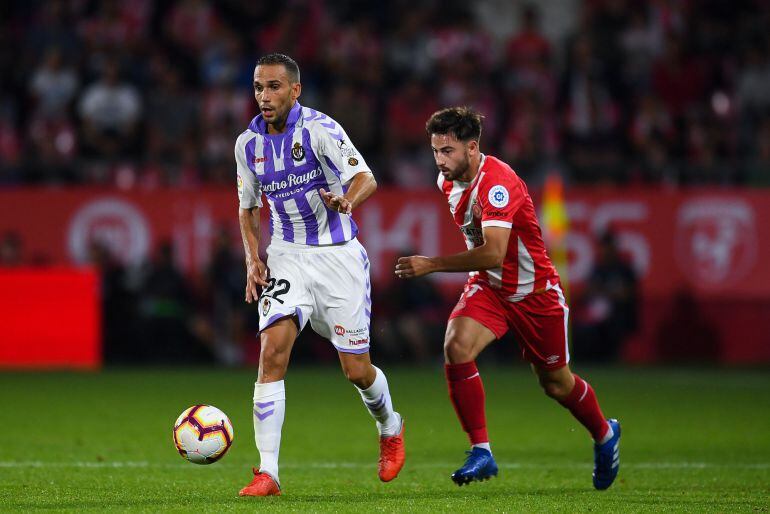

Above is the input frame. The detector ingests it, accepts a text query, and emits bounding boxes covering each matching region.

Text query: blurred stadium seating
[1,0,769,367]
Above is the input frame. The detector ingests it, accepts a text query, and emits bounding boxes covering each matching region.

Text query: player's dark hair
[425,107,484,142]
[256,53,301,83]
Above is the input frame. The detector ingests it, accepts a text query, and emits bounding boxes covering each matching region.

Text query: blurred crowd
[1,0,769,188]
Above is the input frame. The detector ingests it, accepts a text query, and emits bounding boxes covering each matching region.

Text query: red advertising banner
[0,268,101,369]
[1,187,768,296]
[1,186,768,363]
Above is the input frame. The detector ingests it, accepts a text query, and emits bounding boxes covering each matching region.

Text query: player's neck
[458,155,482,183]
[266,100,298,135]
[267,119,287,135]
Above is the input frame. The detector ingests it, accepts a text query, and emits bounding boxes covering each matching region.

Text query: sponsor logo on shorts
[488,185,509,208]
[261,297,271,316]
[334,325,345,336]
[546,355,560,365]
[349,338,369,346]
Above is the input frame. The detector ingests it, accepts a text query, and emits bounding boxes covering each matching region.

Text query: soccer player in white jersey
[235,53,405,497]
[396,107,620,490]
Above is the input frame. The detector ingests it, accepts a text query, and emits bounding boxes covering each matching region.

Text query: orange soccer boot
[378,419,406,482]
[239,468,281,497]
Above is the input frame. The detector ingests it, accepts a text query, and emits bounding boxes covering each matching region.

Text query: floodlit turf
[1,366,768,512]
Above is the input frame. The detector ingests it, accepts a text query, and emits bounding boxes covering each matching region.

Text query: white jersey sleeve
[312,119,371,185]
[235,131,262,209]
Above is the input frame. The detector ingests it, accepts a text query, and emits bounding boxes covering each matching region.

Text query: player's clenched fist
[245,258,269,303]
[319,188,352,214]
[395,255,436,278]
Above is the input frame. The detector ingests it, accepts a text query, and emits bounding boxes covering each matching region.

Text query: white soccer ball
[173,405,234,464]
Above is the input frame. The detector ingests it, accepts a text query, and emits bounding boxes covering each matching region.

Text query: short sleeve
[479,176,525,229]
[315,120,371,184]
[235,134,262,209]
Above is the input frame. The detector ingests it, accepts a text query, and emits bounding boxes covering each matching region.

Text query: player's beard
[267,97,293,131]
[448,151,471,181]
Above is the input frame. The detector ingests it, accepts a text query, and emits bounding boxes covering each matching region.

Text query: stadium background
[1,1,769,511]
[2,0,769,368]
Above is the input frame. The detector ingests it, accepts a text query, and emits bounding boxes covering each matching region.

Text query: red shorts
[449,279,570,369]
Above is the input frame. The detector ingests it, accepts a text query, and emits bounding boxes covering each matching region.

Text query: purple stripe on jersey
[263,134,274,174]
[317,149,347,243]
[323,156,342,180]
[273,199,294,242]
[326,205,344,243]
[282,131,294,170]
[245,137,257,177]
[294,193,319,245]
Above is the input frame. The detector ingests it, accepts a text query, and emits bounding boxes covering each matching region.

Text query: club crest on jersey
[261,297,271,316]
[488,185,509,208]
[348,157,359,166]
[291,142,305,161]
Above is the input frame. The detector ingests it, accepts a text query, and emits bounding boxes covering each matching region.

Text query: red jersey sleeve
[478,170,525,229]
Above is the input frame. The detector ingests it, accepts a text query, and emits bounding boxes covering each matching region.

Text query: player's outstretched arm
[238,206,269,303]
[320,171,377,214]
[396,226,510,279]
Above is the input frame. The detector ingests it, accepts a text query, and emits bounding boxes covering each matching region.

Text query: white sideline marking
[0,461,768,470]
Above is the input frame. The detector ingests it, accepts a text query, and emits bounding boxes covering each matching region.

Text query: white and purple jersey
[235,101,371,246]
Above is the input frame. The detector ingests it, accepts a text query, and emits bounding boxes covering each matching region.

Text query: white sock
[598,424,614,445]
[253,380,285,484]
[356,366,401,436]
[472,442,492,453]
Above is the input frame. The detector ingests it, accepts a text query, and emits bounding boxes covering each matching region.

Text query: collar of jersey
[249,101,303,135]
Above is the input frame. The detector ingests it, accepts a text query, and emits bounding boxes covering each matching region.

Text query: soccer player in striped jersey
[396,107,620,490]
[236,53,405,497]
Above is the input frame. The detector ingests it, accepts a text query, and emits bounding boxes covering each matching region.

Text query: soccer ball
[173,405,234,464]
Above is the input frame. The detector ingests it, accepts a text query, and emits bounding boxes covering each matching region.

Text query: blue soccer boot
[593,418,621,490]
[451,447,499,486]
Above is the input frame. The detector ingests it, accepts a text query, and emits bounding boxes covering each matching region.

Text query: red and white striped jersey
[437,154,559,300]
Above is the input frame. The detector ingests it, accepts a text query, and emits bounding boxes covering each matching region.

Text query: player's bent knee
[443,336,475,364]
[541,380,570,400]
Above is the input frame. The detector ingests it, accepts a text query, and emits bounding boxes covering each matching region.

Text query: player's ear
[467,139,479,156]
[291,82,302,101]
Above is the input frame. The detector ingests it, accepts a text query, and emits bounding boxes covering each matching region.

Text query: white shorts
[258,237,372,354]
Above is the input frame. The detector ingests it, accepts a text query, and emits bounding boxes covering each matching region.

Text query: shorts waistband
[267,237,359,254]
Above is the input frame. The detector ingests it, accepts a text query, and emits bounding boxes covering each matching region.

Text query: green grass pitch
[1,366,768,512]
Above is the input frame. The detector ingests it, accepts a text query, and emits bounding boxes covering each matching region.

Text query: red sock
[445,361,488,445]
[559,374,610,441]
